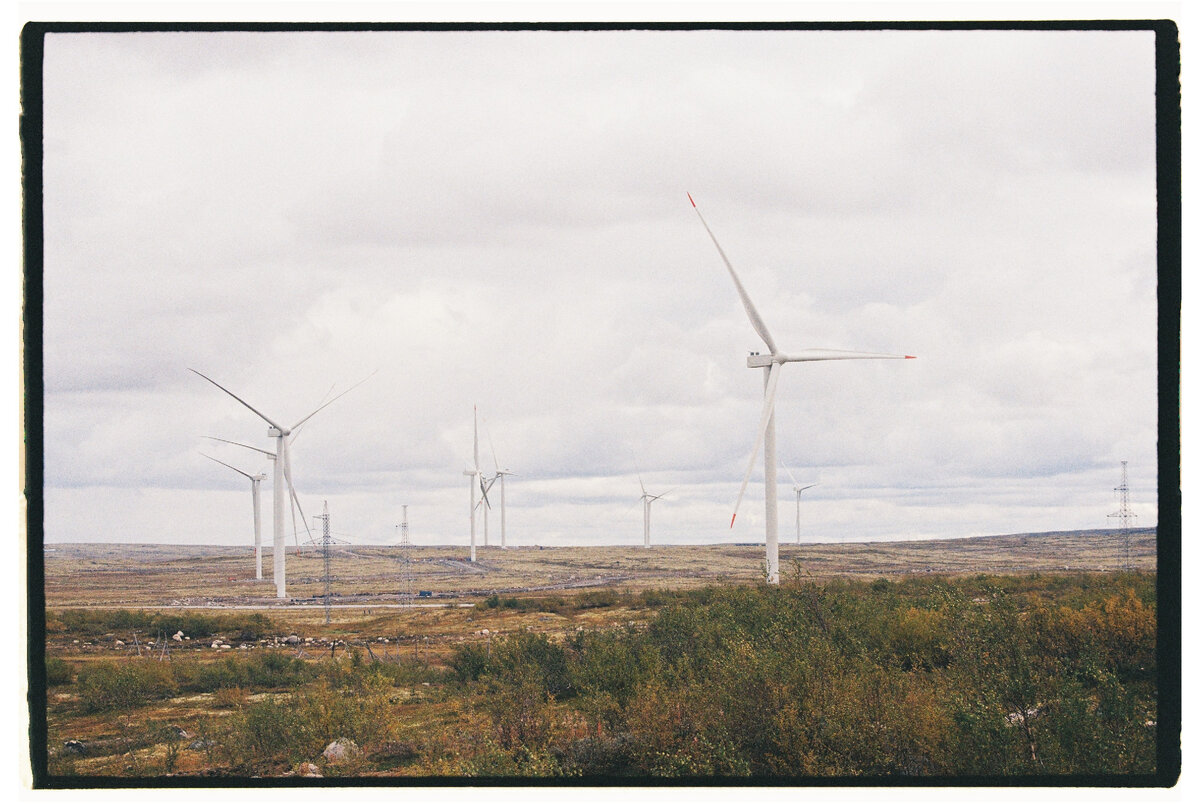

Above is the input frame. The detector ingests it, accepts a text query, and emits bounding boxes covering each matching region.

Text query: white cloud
[39,28,1161,548]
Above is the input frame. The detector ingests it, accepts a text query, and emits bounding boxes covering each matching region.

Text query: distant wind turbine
[637,470,674,549]
[200,453,267,580]
[203,435,311,554]
[485,422,516,549]
[191,368,372,598]
[782,463,818,545]
[689,193,914,583]
[463,406,493,562]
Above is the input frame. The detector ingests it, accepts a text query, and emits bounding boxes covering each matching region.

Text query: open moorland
[37,530,1160,782]
[42,528,1157,608]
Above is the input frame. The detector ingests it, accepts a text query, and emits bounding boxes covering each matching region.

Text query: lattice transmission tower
[398,505,413,601]
[314,501,333,623]
[1107,461,1137,571]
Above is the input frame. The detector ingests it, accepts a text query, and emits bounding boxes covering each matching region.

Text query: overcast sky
[38,27,1160,548]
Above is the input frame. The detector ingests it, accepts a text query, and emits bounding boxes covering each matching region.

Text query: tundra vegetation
[42,570,1157,779]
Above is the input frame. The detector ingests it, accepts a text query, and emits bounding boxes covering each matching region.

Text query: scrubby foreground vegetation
[42,572,1157,780]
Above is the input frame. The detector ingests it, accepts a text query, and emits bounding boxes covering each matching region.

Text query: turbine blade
[488,428,500,473]
[731,363,782,528]
[784,348,915,362]
[473,406,480,471]
[289,382,335,446]
[190,369,283,430]
[289,369,377,431]
[200,452,254,480]
[204,435,276,459]
[479,473,495,509]
[636,464,646,497]
[688,194,778,355]
[781,460,799,487]
[799,483,818,493]
[282,443,312,546]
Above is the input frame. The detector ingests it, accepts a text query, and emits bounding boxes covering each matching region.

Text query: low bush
[77,660,178,712]
[53,609,279,641]
[45,657,74,686]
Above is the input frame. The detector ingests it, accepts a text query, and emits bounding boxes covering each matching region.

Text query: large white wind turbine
[191,369,371,598]
[201,453,268,580]
[782,463,818,545]
[463,406,493,562]
[689,193,914,583]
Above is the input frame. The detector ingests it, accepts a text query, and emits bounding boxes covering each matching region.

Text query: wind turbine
[200,453,267,580]
[191,369,371,598]
[463,406,493,562]
[486,424,516,549]
[202,436,312,555]
[689,193,914,583]
[637,470,674,548]
[782,463,818,545]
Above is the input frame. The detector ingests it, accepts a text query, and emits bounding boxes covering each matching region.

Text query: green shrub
[46,657,74,686]
[53,609,279,641]
[450,643,490,684]
[77,660,178,712]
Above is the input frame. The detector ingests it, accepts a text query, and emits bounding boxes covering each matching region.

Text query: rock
[211,641,222,649]
[173,631,184,642]
[220,644,232,650]
[322,738,361,764]
[63,740,87,756]
[286,635,301,645]
[189,739,216,751]
[297,762,323,777]
[166,724,190,739]
[114,640,125,647]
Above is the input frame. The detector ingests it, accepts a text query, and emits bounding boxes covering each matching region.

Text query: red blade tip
[687,192,696,207]
[905,355,917,359]
[730,513,736,528]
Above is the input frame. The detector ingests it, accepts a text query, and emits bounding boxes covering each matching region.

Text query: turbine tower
[782,463,818,545]
[200,453,268,580]
[487,427,516,549]
[637,471,673,548]
[191,369,370,598]
[689,193,914,583]
[463,406,493,562]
